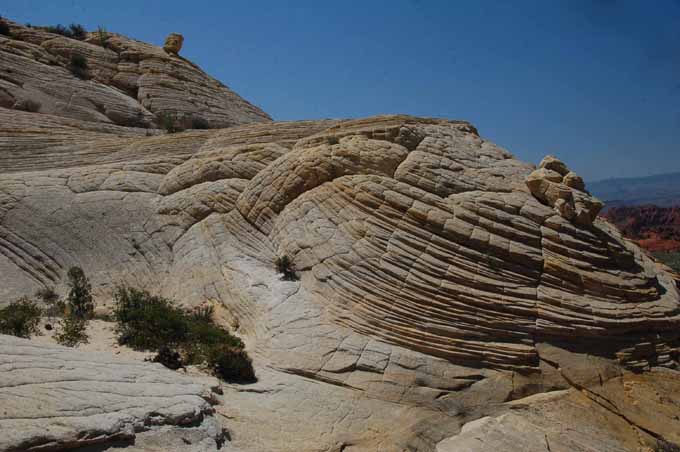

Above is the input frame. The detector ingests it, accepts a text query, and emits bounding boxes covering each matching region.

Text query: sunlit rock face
[2,110,679,451]
[0,20,270,129]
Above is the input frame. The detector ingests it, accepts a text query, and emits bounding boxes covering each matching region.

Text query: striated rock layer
[0,334,225,451]
[1,110,680,451]
[0,20,270,129]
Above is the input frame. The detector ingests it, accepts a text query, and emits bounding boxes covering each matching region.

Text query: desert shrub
[36,286,65,319]
[156,112,183,133]
[0,20,10,37]
[96,25,109,48]
[151,346,183,370]
[44,23,86,40]
[66,266,94,319]
[69,54,89,79]
[15,99,41,113]
[210,345,255,382]
[113,286,188,350]
[0,297,42,338]
[68,23,86,40]
[113,287,254,381]
[191,116,210,130]
[36,286,59,304]
[54,315,89,347]
[275,255,298,281]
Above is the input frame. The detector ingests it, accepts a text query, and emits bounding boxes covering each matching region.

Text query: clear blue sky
[3,0,680,180]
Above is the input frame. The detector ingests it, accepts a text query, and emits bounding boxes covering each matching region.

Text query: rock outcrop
[1,18,679,452]
[0,20,270,128]
[163,32,184,54]
[526,155,603,226]
[0,334,225,451]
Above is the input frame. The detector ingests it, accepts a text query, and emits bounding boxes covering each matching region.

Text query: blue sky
[3,0,680,180]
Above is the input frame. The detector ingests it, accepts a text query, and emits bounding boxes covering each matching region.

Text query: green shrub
[191,116,210,130]
[68,23,86,40]
[151,346,183,370]
[0,297,43,338]
[36,286,59,304]
[96,25,109,48]
[157,112,183,134]
[113,286,188,350]
[43,23,86,40]
[210,345,255,382]
[36,286,65,319]
[276,255,298,281]
[0,20,10,37]
[113,287,254,382]
[69,54,89,79]
[54,316,89,347]
[66,266,94,319]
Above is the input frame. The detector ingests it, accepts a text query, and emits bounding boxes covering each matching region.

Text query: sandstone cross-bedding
[0,18,679,452]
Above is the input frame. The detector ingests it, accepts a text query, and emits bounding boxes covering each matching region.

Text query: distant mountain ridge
[588,172,680,208]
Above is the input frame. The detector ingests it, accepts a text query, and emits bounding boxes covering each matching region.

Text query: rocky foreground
[1,19,680,452]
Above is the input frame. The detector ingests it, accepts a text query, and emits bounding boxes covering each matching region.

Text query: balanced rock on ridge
[163,32,184,54]
[526,155,603,226]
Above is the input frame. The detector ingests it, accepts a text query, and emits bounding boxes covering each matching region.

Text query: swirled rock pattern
[1,109,680,451]
[1,19,680,449]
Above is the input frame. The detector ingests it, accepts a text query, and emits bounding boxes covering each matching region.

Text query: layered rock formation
[1,17,680,452]
[0,20,270,128]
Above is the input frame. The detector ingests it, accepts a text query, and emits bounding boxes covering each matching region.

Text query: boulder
[163,32,184,54]
[526,156,603,226]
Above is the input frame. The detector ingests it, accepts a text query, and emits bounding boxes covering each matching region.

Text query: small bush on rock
[151,346,183,370]
[276,255,298,281]
[0,297,43,338]
[191,116,210,130]
[0,20,10,37]
[114,286,188,350]
[96,26,109,48]
[36,286,65,319]
[157,112,183,134]
[210,345,255,382]
[67,23,86,40]
[69,54,89,79]
[54,316,89,347]
[66,266,94,319]
[113,287,254,382]
[44,23,86,40]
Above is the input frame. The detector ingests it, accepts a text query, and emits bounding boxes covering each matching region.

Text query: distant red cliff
[603,205,680,252]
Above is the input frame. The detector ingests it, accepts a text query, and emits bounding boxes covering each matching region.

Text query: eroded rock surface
[1,18,679,450]
[0,334,224,452]
[1,110,679,451]
[0,20,270,128]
